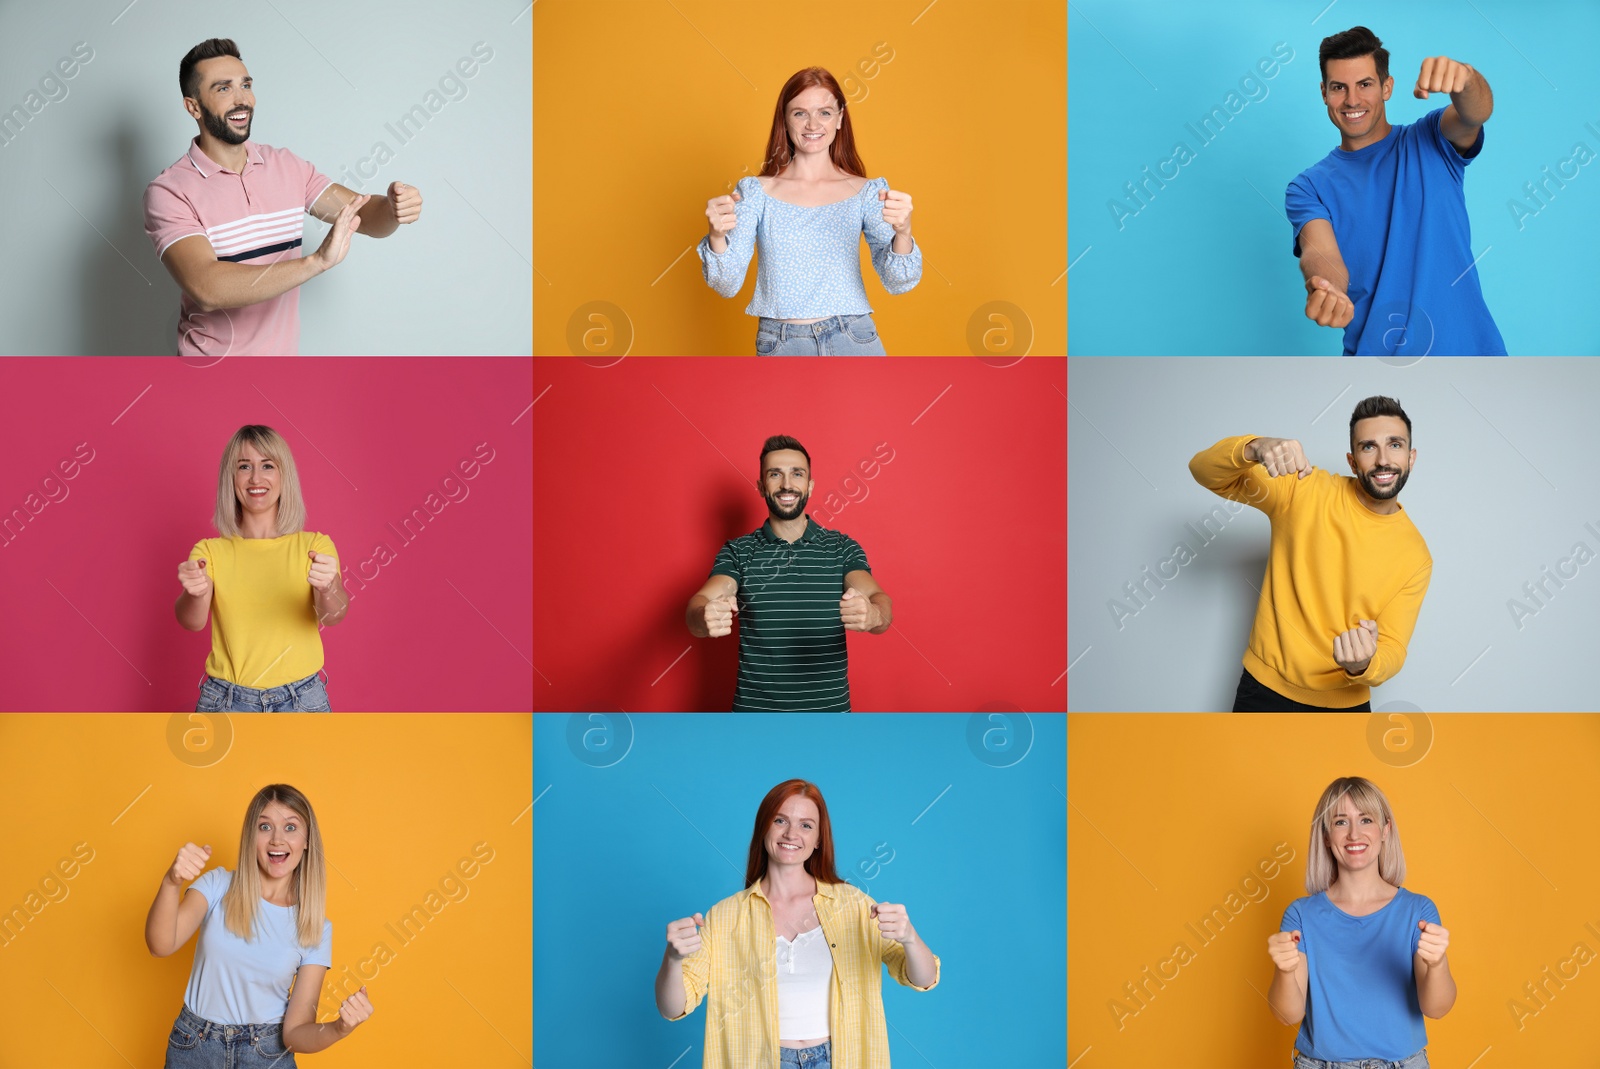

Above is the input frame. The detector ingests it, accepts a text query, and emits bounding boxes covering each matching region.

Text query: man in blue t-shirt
[1285,26,1506,356]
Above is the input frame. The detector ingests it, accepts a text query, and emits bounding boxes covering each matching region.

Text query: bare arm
[655,947,687,1018]
[175,588,212,632]
[144,878,208,957]
[161,235,327,314]
[281,965,345,1054]
[1416,952,1457,1018]
[685,574,738,638]
[1267,955,1308,1025]
[312,183,399,240]
[1295,218,1349,294]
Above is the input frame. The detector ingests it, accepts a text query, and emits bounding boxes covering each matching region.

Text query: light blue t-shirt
[1286,108,1506,356]
[1280,887,1441,1061]
[697,175,922,318]
[182,866,333,1025]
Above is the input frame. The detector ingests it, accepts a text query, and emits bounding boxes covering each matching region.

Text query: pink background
[0,358,531,711]
[533,357,1067,712]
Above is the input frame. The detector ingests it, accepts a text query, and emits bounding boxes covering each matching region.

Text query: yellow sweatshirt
[188,532,338,689]
[1189,436,1431,707]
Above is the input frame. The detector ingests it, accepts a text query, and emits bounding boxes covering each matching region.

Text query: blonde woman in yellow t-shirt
[174,425,349,712]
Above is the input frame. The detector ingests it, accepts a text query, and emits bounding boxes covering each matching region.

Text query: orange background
[533,0,1065,355]
[0,715,530,1069]
[1069,714,1600,1068]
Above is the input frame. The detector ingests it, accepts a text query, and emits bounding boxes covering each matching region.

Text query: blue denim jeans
[779,1039,831,1069]
[164,1004,297,1068]
[1293,1049,1427,1069]
[756,314,887,355]
[195,671,331,712]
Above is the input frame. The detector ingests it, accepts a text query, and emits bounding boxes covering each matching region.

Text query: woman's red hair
[758,68,867,179]
[745,779,843,888]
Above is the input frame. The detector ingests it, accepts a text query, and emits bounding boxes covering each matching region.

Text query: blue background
[1069,0,1600,354]
[533,713,1066,1069]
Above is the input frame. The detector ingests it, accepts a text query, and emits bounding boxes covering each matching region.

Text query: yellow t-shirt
[188,532,338,689]
[669,879,940,1069]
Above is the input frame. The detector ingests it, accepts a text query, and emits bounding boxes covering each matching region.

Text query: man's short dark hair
[1319,26,1389,85]
[1349,395,1411,450]
[181,38,242,102]
[759,435,810,472]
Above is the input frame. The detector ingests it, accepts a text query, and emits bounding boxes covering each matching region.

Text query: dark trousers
[1231,668,1371,712]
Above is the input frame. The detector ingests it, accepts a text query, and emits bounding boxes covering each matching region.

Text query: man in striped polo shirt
[685,436,893,712]
[143,38,424,356]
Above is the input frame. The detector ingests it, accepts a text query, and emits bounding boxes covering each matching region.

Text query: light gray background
[0,0,531,355]
[1069,357,1600,712]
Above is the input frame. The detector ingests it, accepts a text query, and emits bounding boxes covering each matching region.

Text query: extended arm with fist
[655,911,705,1018]
[687,576,740,638]
[1265,929,1308,1025]
[1244,436,1314,479]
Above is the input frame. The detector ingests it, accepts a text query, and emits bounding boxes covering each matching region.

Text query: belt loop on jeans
[779,321,788,343]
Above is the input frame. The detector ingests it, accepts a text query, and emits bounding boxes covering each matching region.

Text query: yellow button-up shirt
[669,878,940,1069]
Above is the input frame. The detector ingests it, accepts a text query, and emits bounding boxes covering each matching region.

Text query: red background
[0,358,532,712]
[532,357,1066,712]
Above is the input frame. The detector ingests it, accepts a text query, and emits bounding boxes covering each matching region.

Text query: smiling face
[766,795,820,869]
[785,86,842,159]
[760,448,813,521]
[255,800,307,881]
[1321,56,1391,145]
[1348,415,1414,501]
[190,55,255,145]
[1327,794,1388,875]
[234,443,280,516]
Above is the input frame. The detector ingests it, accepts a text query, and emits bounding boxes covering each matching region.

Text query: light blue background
[1069,0,1600,354]
[1067,357,1600,711]
[0,1,531,354]
[533,713,1066,1069]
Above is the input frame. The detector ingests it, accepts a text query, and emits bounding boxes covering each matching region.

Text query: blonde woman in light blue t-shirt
[144,784,374,1067]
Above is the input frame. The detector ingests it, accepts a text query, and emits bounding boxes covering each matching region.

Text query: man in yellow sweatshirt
[1189,395,1431,710]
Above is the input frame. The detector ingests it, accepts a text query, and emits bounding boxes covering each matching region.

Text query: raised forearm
[175,589,212,632]
[1267,967,1306,1025]
[284,1020,349,1055]
[891,231,912,254]
[901,931,937,988]
[867,593,892,634]
[1452,68,1493,125]
[144,879,182,956]
[356,194,399,239]
[1297,235,1349,294]
[1418,957,1457,1017]
[655,950,687,1018]
[314,575,349,627]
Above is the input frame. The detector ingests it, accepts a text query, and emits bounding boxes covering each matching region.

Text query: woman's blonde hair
[1305,775,1407,894]
[213,425,306,537]
[221,783,328,948]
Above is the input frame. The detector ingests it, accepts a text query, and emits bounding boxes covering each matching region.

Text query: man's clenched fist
[1305,275,1354,329]
[1413,57,1473,99]
[703,594,738,637]
[1334,619,1378,674]
[840,588,874,631]
[1246,437,1314,479]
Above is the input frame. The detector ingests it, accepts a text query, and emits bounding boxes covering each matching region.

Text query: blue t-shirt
[697,175,922,318]
[182,867,333,1025]
[1280,887,1441,1061]
[1286,108,1506,356]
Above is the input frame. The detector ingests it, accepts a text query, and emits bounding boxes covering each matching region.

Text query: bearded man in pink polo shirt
[144,38,425,356]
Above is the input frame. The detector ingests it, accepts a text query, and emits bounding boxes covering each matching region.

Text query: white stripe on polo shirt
[206,207,306,256]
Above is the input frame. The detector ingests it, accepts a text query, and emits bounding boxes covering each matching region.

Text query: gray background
[1069,357,1600,712]
[0,0,530,354]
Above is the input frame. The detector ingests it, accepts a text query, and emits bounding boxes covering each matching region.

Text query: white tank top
[775,924,832,1040]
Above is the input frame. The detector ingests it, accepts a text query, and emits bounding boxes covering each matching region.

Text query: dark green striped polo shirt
[709,515,871,712]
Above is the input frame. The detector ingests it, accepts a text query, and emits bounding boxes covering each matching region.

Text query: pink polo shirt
[144,138,333,356]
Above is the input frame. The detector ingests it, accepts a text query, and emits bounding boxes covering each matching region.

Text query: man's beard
[765,488,809,521]
[1360,466,1409,499]
[204,104,251,145]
